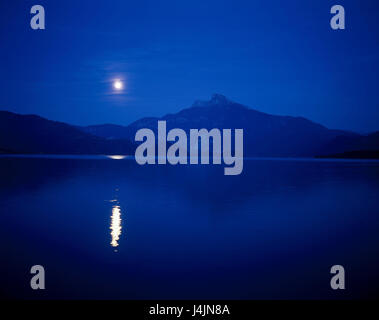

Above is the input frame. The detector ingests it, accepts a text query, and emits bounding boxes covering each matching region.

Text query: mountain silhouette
[0,111,134,154]
[79,123,132,140]
[82,94,373,157]
[318,130,379,155]
[1,94,379,157]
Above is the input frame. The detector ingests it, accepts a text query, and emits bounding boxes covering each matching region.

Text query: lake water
[0,156,379,299]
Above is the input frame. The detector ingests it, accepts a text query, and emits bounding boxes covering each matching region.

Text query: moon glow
[113,80,123,90]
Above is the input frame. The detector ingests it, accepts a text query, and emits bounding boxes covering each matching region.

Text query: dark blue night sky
[0,0,378,132]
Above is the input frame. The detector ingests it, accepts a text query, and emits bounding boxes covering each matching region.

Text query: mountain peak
[210,93,230,105]
[192,93,233,108]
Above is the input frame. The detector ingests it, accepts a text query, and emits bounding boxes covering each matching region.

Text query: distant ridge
[0,111,134,154]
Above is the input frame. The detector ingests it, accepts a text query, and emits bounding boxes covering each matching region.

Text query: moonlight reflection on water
[110,204,122,248]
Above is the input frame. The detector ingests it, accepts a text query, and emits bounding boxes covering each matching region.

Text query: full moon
[113,80,123,90]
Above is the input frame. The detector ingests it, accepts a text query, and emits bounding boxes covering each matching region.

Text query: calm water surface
[0,156,378,299]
